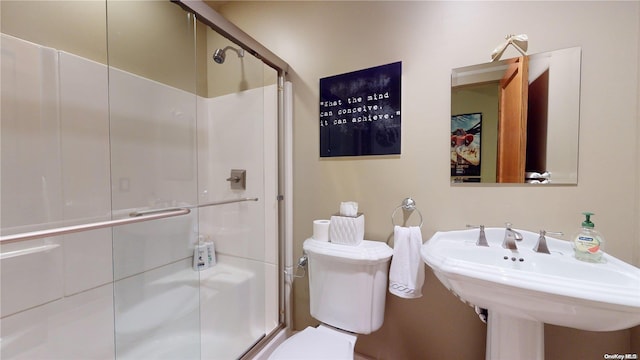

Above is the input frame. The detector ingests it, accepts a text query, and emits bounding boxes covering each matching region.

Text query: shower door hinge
[277,195,284,201]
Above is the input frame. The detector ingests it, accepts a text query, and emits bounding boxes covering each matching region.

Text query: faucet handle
[534,230,564,254]
[467,224,489,247]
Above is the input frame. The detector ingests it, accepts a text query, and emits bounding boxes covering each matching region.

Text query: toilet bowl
[269,238,393,359]
[268,325,356,359]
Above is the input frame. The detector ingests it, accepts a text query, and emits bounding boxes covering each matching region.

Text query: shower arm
[222,45,244,58]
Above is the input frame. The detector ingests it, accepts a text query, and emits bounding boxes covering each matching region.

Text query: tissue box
[329,214,364,245]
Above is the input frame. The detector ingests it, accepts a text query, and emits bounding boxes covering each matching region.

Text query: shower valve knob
[226,169,246,190]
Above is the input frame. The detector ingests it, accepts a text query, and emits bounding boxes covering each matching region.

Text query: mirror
[451,47,581,184]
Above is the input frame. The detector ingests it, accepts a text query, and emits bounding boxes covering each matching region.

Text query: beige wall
[1,0,280,98]
[1,1,207,95]
[1,0,107,64]
[216,1,640,359]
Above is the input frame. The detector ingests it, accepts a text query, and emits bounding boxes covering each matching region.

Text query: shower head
[213,46,245,64]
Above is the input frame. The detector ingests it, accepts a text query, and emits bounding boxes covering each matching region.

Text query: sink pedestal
[487,312,544,360]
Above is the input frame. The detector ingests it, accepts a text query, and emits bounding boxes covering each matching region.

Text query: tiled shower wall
[1,33,115,360]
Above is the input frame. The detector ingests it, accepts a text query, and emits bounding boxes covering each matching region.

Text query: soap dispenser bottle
[572,212,605,263]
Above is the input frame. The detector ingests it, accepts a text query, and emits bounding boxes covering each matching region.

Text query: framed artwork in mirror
[451,113,481,180]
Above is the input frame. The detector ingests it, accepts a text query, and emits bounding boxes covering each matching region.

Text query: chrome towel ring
[391,197,423,228]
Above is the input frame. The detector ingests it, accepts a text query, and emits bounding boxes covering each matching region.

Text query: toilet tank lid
[303,238,393,264]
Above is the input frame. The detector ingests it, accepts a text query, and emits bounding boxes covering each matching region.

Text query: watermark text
[604,354,638,360]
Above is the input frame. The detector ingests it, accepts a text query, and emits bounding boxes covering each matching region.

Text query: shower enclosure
[1,1,289,359]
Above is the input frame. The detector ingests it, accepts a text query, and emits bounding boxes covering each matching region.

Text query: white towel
[389,225,425,299]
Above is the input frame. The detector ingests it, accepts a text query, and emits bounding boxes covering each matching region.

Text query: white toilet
[269,238,393,359]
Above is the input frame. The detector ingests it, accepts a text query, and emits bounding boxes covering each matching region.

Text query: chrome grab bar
[129,197,259,217]
[1,197,259,245]
[198,197,258,208]
[0,208,191,245]
[129,207,187,217]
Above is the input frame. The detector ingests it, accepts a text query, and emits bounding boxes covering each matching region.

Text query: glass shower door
[195,20,280,359]
[106,2,201,359]
[106,2,280,359]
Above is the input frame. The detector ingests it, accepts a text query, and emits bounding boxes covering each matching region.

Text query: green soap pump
[572,212,605,263]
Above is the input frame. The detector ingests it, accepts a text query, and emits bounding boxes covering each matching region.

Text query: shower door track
[0,197,259,244]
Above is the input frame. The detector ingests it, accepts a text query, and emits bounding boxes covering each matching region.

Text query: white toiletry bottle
[572,212,605,263]
[193,243,209,271]
[205,241,216,266]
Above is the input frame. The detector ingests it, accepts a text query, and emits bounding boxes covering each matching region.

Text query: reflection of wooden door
[497,56,529,182]
[526,70,549,173]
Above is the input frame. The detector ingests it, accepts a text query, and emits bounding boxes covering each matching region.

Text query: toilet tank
[302,238,393,334]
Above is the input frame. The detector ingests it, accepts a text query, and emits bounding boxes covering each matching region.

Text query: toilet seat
[268,325,356,360]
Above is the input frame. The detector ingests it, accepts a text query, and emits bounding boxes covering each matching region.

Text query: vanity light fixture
[490,34,529,62]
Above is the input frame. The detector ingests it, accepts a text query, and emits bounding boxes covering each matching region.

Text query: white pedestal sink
[421,227,640,360]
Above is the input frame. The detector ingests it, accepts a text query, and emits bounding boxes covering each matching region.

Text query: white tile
[114,259,200,359]
[112,211,197,280]
[198,203,265,262]
[205,88,264,205]
[58,51,111,222]
[0,239,63,317]
[200,255,265,360]
[0,34,64,230]
[197,95,212,204]
[199,87,272,262]
[0,284,114,360]
[62,228,113,296]
[108,68,198,212]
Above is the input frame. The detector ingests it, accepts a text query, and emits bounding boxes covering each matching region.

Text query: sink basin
[421,227,640,359]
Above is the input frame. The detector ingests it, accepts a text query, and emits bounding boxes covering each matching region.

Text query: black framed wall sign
[319,62,402,157]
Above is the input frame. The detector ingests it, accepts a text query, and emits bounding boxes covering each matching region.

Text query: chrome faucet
[502,223,523,250]
[533,230,564,254]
